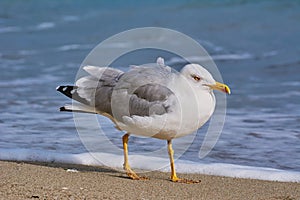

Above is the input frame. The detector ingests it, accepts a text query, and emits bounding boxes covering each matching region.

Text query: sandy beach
[1,160,299,200]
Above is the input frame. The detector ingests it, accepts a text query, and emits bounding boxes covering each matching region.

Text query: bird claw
[126,171,149,180]
[171,177,200,184]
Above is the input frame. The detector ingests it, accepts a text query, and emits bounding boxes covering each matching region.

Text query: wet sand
[1,160,299,200]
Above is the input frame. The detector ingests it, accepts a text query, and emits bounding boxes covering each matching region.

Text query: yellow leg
[167,140,179,181]
[122,133,148,180]
[167,140,200,183]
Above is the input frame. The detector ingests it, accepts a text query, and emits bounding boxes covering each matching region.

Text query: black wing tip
[56,85,77,91]
[60,106,71,112]
[59,106,66,111]
[56,85,68,93]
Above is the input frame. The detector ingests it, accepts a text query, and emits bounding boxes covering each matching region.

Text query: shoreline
[1,160,300,199]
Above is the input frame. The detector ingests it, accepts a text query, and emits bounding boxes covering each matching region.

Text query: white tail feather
[83,65,107,77]
[75,76,98,104]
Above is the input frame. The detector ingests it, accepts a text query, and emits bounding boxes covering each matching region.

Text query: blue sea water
[0,0,300,180]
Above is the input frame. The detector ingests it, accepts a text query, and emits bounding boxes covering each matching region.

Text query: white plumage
[57,57,230,183]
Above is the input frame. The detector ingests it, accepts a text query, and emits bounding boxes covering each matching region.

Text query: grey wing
[129,83,173,116]
[76,66,124,115]
[114,66,175,118]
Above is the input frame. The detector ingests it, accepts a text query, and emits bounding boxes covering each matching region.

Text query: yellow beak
[208,82,231,94]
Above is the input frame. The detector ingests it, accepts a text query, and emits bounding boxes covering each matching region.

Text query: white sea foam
[0,26,21,33]
[167,53,253,65]
[1,148,299,182]
[35,22,55,30]
[0,74,59,87]
[167,50,279,65]
[197,39,224,52]
[212,53,253,60]
[57,44,93,51]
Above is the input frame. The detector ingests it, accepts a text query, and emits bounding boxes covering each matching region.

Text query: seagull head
[180,64,231,94]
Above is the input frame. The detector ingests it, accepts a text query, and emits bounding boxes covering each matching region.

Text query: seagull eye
[191,75,201,81]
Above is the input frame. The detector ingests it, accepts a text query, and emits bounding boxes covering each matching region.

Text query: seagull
[57,57,230,183]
